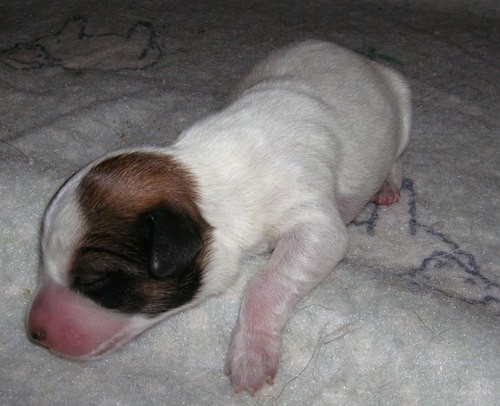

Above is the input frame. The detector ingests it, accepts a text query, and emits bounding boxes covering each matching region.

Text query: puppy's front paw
[225,326,281,395]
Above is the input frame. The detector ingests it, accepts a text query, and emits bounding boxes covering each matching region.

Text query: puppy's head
[27,151,212,359]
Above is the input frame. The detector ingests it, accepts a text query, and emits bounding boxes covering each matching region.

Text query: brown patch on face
[79,152,202,223]
[71,152,212,316]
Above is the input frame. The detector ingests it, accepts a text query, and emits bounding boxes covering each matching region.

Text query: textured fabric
[1,1,498,404]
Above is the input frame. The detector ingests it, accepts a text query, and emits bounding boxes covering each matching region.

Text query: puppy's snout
[27,282,141,358]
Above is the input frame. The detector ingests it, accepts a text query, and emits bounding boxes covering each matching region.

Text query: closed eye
[74,275,109,289]
[72,273,126,310]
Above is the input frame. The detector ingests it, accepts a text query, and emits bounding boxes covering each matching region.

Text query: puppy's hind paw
[225,328,281,395]
[372,179,401,206]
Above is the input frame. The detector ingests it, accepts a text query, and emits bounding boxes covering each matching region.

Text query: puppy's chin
[27,281,156,360]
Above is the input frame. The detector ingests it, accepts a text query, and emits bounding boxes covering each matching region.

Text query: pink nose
[27,281,133,359]
[30,327,47,343]
[27,283,89,357]
[27,285,55,348]
[29,312,50,348]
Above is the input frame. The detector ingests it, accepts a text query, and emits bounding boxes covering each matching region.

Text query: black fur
[144,207,202,279]
[70,206,203,316]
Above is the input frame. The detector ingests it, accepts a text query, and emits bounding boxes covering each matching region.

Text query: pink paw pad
[372,180,401,205]
[225,329,281,395]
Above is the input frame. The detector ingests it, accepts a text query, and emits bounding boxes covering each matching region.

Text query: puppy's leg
[372,157,403,206]
[225,214,347,394]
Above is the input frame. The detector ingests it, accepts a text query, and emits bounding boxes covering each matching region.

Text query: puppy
[27,40,411,394]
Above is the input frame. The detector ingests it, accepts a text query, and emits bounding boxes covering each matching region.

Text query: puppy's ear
[142,207,202,279]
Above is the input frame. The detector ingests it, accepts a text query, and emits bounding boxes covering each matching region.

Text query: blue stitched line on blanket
[353,178,500,307]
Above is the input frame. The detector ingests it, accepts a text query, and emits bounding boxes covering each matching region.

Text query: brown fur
[70,152,213,315]
[78,152,202,222]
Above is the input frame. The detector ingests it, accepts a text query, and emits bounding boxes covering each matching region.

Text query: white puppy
[28,40,411,394]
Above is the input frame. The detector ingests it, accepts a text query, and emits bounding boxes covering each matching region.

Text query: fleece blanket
[1,1,499,404]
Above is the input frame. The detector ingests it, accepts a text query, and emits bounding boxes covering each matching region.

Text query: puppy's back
[228,40,411,218]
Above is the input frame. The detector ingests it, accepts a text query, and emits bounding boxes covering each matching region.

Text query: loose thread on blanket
[0,140,30,162]
[276,325,328,401]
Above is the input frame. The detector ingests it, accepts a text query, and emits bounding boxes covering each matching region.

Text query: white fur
[173,40,410,298]
[41,173,86,285]
[38,40,411,394]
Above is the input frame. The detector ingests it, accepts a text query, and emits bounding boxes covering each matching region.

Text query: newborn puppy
[27,40,411,394]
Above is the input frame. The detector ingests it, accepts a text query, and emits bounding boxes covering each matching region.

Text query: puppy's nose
[30,329,47,342]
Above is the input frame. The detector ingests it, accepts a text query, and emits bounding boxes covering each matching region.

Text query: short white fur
[36,40,411,395]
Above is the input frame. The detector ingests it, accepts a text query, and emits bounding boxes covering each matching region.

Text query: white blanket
[1,1,498,404]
